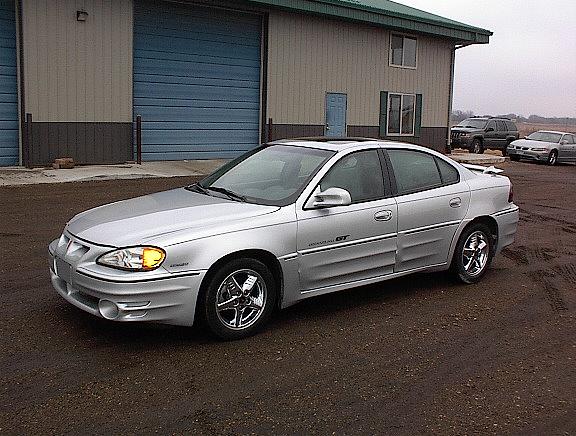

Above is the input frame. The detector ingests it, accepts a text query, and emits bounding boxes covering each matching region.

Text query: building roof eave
[246,0,492,44]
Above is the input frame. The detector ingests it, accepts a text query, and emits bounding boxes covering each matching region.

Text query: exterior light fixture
[76,9,88,21]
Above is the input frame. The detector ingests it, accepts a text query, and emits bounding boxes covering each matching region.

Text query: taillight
[508,182,514,203]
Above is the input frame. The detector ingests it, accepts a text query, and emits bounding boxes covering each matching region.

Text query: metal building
[1,0,491,166]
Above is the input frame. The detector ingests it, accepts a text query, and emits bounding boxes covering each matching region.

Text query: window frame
[382,148,461,197]
[302,148,392,209]
[389,34,418,69]
[386,93,416,137]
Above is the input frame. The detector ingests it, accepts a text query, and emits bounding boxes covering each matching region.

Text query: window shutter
[414,94,423,137]
[379,91,388,137]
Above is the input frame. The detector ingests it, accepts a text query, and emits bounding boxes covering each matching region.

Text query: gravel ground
[0,161,575,435]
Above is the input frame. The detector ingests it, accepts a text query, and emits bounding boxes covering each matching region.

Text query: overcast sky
[397,0,576,117]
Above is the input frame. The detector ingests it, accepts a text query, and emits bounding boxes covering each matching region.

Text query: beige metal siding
[22,0,132,122]
[267,11,453,127]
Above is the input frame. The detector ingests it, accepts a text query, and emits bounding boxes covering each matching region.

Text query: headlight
[531,147,547,152]
[97,247,166,271]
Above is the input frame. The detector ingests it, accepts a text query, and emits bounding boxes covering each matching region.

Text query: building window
[389,34,417,68]
[387,93,415,136]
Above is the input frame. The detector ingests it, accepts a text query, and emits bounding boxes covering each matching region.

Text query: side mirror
[307,187,352,209]
[486,127,494,132]
[560,140,568,145]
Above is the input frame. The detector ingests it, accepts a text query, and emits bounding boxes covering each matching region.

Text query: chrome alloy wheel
[215,269,267,330]
[461,231,489,277]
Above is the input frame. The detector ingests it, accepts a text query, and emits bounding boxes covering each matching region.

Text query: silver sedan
[508,130,576,165]
[49,139,519,339]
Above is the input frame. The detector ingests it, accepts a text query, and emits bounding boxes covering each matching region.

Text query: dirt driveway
[1,161,574,434]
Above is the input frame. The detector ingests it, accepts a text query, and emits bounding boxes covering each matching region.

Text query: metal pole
[24,113,32,168]
[267,117,273,142]
[136,114,142,165]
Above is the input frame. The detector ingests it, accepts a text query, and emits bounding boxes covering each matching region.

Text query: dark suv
[450,117,519,155]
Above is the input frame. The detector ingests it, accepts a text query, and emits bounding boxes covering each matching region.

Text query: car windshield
[456,119,487,129]
[195,144,335,206]
[526,132,562,143]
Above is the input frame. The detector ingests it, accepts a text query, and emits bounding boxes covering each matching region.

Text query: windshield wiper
[186,183,210,195]
[206,186,247,202]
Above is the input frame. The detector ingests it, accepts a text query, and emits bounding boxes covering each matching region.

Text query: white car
[49,138,519,339]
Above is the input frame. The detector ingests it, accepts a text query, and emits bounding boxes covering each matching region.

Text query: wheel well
[473,136,483,143]
[465,216,498,247]
[199,249,284,309]
[451,216,499,268]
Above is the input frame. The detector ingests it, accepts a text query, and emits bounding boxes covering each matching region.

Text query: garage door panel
[134,50,260,69]
[143,122,259,130]
[134,60,259,83]
[134,97,259,110]
[143,150,250,161]
[134,74,259,91]
[136,4,261,31]
[134,38,260,64]
[134,84,260,104]
[134,1,261,160]
[142,129,259,144]
[136,106,258,123]
[135,25,260,48]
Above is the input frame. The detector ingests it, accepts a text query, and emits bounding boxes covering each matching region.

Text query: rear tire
[200,258,276,340]
[470,139,484,154]
[547,150,558,166]
[451,223,494,284]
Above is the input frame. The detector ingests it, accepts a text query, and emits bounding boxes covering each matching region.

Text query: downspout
[446,42,472,154]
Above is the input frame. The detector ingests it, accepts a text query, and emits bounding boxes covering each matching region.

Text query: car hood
[511,138,556,148]
[451,127,481,134]
[66,188,279,246]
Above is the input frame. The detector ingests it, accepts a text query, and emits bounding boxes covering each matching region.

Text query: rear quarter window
[505,121,518,131]
[436,158,459,185]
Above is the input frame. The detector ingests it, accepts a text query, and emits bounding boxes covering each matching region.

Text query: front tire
[510,155,520,161]
[201,258,276,340]
[470,139,484,154]
[547,150,558,166]
[452,223,494,284]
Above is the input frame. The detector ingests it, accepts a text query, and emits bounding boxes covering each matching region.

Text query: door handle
[374,210,393,221]
[449,197,461,208]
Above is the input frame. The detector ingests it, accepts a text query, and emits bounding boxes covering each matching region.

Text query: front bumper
[507,147,549,161]
[450,136,471,148]
[49,238,206,326]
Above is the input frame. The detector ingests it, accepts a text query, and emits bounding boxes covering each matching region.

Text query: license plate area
[55,257,73,284]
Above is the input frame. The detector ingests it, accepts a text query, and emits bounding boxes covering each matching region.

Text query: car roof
[269,137,434,152]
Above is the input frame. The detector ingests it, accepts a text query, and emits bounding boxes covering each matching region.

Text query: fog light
[98,299,119,320]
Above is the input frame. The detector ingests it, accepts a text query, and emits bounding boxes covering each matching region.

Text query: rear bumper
[49,240,205,326]
[493,206,519,255]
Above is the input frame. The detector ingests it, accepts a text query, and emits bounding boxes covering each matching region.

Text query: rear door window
[387,149,442,195]
[496,120,506,131]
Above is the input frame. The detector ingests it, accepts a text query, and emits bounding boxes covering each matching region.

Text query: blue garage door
[134,1,262,160]
[0,0,18,166]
